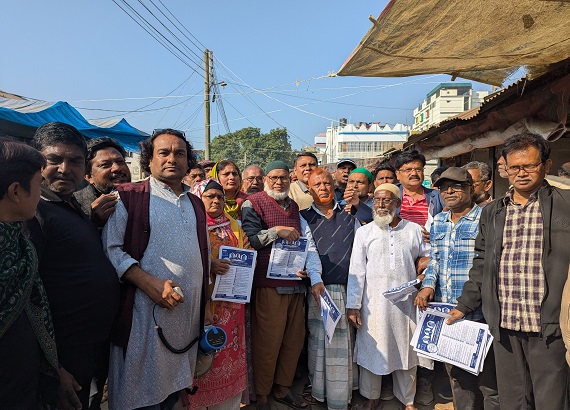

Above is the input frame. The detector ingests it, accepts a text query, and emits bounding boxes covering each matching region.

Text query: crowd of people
[1,122,569,410]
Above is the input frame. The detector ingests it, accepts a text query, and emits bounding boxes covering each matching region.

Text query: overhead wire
[112,0,204,78]
[133,0,204,68]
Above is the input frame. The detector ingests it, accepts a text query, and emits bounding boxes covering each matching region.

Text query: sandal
[274,392,310,410]
[301,392,320,405]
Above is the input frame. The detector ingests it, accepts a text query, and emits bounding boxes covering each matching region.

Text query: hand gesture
[311,282,326,307]
[91,193,118,225]
[446,308,465,325]
[57,367,82,410]
[211,259,231,276]
[414,287,434,311]
[347,308,361,329]
[147,278,184,309]
[275,226,300,242]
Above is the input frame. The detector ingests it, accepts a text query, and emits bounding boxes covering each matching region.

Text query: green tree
[210,127,296,170]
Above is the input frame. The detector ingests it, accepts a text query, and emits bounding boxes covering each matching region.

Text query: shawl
[0,222,59,396]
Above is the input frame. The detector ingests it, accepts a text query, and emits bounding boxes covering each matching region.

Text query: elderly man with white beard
[242,160,320,410]
[346,184,429,410]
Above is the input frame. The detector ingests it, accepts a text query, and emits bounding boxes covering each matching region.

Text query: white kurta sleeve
[102,200,138,278]
[346,227,368,309]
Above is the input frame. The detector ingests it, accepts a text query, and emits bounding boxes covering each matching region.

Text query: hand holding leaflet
[319,288,342,344]
[212,246,257,303]
[411,308,492,375]
[266,237,308,280]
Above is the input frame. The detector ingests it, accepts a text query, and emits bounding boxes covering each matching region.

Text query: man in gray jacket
[448,133,570,409]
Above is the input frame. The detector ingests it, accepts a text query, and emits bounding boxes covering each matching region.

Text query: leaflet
[416,302,456,323]
[382,278,420,303]
[211,246,257,303]
[319,288,342,344]
[266,237,308,280]
[411,308,490,375]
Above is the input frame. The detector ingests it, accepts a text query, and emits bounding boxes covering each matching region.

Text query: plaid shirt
[423,205,482,319]
[498,187,544,332]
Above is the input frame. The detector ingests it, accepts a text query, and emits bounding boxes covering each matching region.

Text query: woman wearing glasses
[209,160,249,221]
[188,178,251,410]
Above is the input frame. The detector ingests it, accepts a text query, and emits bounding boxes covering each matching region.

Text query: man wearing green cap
[242,160,320,410]
[344,167,374,224]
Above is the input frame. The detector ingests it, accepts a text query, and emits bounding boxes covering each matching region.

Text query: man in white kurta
[347,184,429,410]
[102,131,204,410]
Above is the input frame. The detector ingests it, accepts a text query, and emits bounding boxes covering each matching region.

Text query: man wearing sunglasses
[415,168,498,410]
[447,133,570,409]
[103,128,210,410]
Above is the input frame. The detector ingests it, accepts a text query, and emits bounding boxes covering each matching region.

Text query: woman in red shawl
[187,178,249,410]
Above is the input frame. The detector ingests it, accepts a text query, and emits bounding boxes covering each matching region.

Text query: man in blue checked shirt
[414,167,498,410]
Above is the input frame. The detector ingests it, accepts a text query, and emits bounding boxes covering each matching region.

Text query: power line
[112,0,204,77]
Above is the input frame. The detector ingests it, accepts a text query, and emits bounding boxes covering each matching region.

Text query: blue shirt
[422,205,482,320]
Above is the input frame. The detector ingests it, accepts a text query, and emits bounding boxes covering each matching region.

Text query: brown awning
[338,0,570,86]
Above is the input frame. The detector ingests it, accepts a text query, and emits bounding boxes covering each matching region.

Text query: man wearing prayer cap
[343,167,375,224]
[241,160,320,410]
[347,183,429,410]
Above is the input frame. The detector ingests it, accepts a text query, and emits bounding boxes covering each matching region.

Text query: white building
[412,83,488,132]
[323,120,410,164]
[314,133,327,165]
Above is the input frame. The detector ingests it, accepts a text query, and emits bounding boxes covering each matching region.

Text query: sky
[1,1,498,151]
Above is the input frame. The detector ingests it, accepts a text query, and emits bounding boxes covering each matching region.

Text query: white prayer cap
[374,183,400,199]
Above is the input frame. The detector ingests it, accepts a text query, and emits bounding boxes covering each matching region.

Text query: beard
[372,209,394,228]
[312,192,334,205]
[264,183,289,201]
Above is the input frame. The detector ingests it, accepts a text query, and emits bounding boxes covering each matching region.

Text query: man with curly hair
[103,129,210,409]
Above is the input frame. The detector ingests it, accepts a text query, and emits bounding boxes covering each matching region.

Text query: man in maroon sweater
[242,160,318,410]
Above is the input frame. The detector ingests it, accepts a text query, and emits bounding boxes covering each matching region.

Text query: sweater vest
[248,191,302,288]
[300,207,355,285]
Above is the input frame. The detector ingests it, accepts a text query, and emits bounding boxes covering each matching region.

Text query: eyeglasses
[373,198,394,205]
[267,175,289,183]
[246,176,263,183]
[398,167,424,174]
[505,163,542,176]
[152,128,186,138]
[439,183,469,192]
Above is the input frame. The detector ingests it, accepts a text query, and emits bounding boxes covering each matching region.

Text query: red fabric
[247,191,301,288]
[399,191,429,227]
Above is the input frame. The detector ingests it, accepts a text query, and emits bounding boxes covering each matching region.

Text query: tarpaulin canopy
[338,0,570,86]
[0,95,148,152]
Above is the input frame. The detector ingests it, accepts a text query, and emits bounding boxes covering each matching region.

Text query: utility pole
[204,49,211,160]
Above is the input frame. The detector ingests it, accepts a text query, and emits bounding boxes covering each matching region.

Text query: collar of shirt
[503,181,548,207]
[40,185,64,202]
[150,176,190,197]
[444,204,480,223]
[402,189,426,204]
[296,180,310,193]
[309,200,341,217]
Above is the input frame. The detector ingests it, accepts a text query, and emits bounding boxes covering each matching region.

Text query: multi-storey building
[322,119,410,164]
[412,83,488,131]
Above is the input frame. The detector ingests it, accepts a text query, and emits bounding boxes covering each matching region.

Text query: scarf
[0,222,59,398]
[191,178,238,245]
[208,162,242,219]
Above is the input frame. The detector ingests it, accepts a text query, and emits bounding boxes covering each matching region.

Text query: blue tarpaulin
[0,96,148,152]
